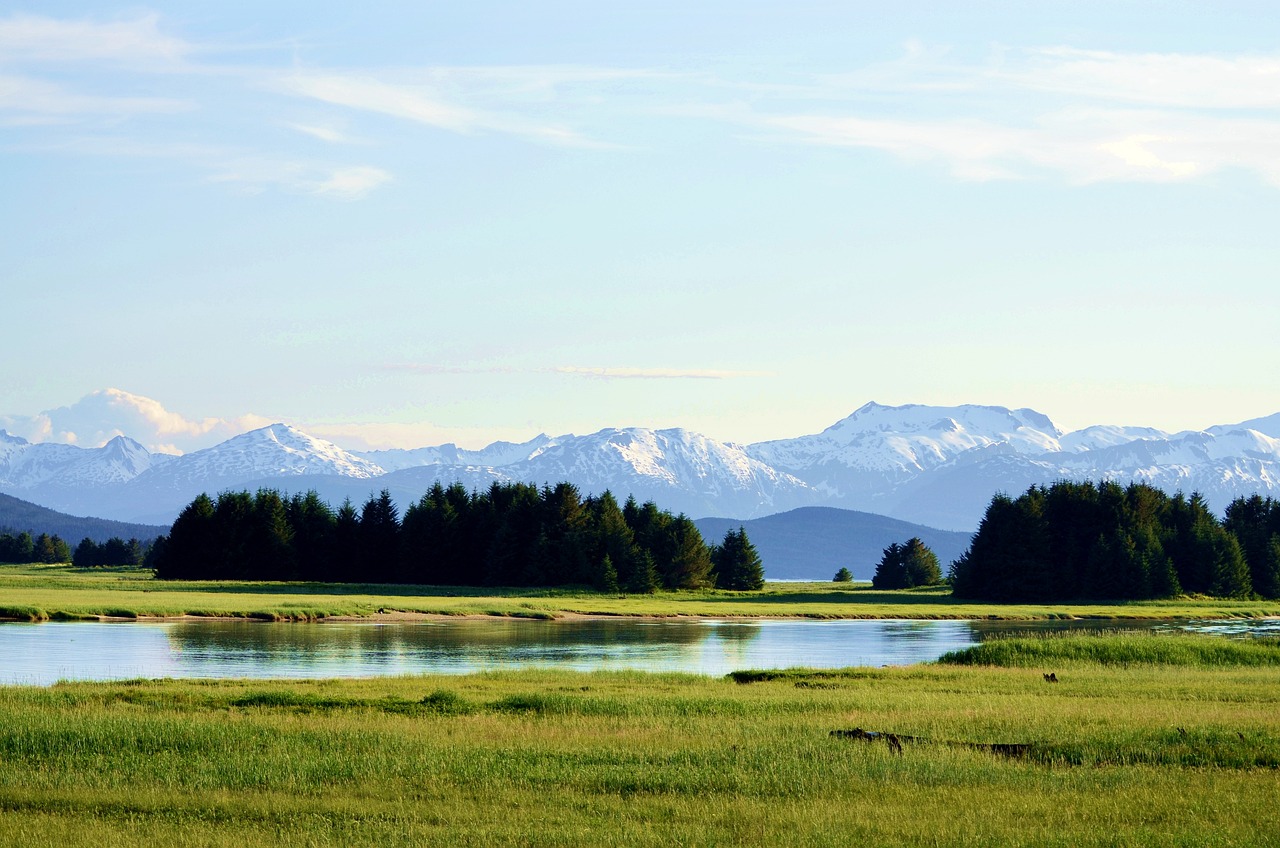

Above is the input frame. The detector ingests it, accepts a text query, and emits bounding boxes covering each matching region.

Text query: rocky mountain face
[4,403,1280,531]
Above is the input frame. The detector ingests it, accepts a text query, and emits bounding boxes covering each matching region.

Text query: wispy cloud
[0,13,190,65]
[1007,47,1280,110]
[386,363,768,380]
[0,73,189,118]
[284,121,357,144]
[275,68,618,148]
[737,44,1280,187]
[279,72,477,133]
[554,366,771,380]
[312,165,391,198]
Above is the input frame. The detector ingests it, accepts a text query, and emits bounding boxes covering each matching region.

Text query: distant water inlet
[1,617,1276,686]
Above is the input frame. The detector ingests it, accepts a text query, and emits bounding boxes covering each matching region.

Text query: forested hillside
[0,493,166,544]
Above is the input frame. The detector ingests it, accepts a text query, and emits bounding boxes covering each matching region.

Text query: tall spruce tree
[712,527,765,591]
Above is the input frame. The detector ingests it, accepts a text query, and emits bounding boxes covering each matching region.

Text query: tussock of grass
[938,631,1280,668]
[727,667,880,685]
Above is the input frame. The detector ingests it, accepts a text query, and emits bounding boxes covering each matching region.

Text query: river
[2,616,1276,686]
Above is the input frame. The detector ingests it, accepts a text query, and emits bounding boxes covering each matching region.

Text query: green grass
[939,631,1280,668]
[1,642,1279,845]
[4,563,1280,622]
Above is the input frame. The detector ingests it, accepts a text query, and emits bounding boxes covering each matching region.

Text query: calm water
[0,617,1275,686]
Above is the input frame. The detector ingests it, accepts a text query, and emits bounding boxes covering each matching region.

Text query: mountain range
[3,402,1279,532]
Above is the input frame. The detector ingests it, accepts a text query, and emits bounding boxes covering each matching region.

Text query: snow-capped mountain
[5,402,1280,530]
[502,427,814,518]
[744,402,1064,513]
[354,434,555,472]
[144,424,384,486]
[0,430,168,489]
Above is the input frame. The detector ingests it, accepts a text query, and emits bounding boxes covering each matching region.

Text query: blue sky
[3,2,1279,452]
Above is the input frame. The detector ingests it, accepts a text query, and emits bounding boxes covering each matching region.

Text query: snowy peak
[500,426,814,518]
[832,402,1059,441]
[748,401,1063,478]
[356,434,554,472]
[1210,413,1280,440]
[57,436,161,486]
[1059,425,1171,453]
[143,423,385,485]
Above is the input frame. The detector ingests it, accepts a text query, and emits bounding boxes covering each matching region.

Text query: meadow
[0,632,1278,846]
[4,563,1280,622]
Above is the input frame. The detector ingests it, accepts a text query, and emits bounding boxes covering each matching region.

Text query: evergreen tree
[1224,495,1280,599]
[73,537,99,568]
[663,515,714,589]
[1210,531,1251,598]
[902,537,942,586]
[359,490,401,583]
[833,567,853,583]
[249,489,295,580]
[288,491,336,582]
[592,491,641,590]
[871,542,908,589]
[712,527,765,590]
[596,553,620,593]
[155,493,216,579]
[331,498,362,581]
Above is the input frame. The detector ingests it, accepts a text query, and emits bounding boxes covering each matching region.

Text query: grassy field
[0,633,1278,846]
[3,563,1280,622]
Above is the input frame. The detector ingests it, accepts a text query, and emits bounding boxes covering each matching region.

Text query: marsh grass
[0,645,1278,846]
[938,630,1280,668]
[4,563,1280,622]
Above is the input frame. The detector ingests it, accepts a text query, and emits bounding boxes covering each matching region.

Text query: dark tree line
[950,481,1280,602]
[0,531,71,564]
[151,482,766,592]
[72,536,148,568]
[871,537,943,589]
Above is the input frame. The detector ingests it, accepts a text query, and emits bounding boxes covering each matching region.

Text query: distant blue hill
[694,506,973,582]
[0,493,168,544]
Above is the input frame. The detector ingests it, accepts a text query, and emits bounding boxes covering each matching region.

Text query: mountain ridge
[4,401,1280,531]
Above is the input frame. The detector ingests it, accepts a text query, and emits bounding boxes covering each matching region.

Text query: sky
[3,1,1279,453]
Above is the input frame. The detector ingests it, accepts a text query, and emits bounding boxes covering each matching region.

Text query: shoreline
[7,609,1279,624]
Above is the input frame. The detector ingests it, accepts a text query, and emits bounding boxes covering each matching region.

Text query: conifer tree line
[871,537,943,589]
[151,482,766,591]
[949,482,1280,601]
[72,536,149,568]
[0,531,71,564]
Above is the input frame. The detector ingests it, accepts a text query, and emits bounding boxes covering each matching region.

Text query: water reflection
[0,616,1274,686]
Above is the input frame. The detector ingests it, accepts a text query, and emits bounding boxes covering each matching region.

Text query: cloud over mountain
[0,389,271,454]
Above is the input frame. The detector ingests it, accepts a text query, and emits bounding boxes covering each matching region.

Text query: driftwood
[830,727,1033,759]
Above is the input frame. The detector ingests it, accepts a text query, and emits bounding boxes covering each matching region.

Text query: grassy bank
[3,563,1280,622]
[1,638,1278,845]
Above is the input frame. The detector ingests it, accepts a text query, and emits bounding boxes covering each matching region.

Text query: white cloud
[276,69,602,147]
[742,45,1280,187]
[285,122,356,144]
[555,366,771,380]
[386,363,769,380]
[278,71,480,132]
[313,165,391,199]
[0,13,189,65]
[0,388,272,453]
[1010,47,1280,110]
[0,73,188,117]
